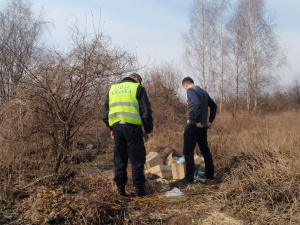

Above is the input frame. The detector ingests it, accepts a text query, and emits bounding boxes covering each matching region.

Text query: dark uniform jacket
[103,77,153,134]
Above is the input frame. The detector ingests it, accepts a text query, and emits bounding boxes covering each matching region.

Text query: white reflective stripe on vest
[108,112,141,119]
[109,102,139,108]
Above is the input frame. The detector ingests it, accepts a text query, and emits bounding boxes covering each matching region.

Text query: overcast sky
[1,0,299,86]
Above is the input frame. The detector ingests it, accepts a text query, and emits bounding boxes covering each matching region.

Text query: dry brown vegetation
[1,110,299,224]
[211,111,300,224]
[1,0,300,224]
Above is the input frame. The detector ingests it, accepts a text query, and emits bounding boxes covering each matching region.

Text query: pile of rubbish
[144,148,205,181]
[144,148,208,198]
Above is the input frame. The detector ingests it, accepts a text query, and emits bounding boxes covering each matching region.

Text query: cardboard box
[145,164,172,179]
[144,152,163,170]
[171,162,185,179]
[165,150,183,166]
[194,154,204,165]
[166,153,175,166]
[161,147,174,163]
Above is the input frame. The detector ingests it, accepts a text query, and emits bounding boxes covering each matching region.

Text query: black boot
[117,186,130,197]
[136,185,152,197]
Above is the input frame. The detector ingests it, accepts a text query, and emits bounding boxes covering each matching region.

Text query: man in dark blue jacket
[181,77,217,184]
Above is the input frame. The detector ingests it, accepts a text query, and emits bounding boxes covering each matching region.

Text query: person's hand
[110,131,114,140]
[143,133,151,142]
[208,122,213,129]
[196,122,203,128]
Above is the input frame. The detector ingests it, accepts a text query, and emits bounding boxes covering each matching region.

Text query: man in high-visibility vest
[103,73,153,197]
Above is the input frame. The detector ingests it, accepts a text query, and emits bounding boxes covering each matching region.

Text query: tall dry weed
[0,99,53,199]
[210,111,300,224]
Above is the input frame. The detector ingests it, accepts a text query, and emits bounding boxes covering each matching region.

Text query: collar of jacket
[120,77,138,83]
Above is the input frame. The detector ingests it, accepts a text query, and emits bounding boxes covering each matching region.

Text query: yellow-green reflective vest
[108,82,142,126]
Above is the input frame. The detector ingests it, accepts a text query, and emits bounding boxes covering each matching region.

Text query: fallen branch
[19,174,54,190]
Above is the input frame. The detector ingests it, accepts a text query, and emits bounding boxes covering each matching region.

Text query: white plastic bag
[165,187,184,197]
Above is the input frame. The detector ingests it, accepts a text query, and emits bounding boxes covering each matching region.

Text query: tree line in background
[0,0,299,186]
[182,0,300,115]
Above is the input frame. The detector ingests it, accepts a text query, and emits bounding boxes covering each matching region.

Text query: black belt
[116,121,141,127]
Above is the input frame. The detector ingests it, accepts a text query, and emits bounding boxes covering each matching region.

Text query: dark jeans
[183,124,214,181]
[112,123,146,188]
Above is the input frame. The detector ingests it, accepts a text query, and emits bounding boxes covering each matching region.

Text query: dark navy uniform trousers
[112,123,146,188]
[183,124,215,182]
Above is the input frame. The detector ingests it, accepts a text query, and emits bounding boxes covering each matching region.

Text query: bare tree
[182,0,217,91]
[215,0,230,113]
[144,62,184,128]
[24,26,138,173]
[237,0,285,112]
[226,1,247,115]
[0,0,47,105]
[183,0,230,113]
[0,17,138,174]
[183,0,285,114]
[290,78,300,111]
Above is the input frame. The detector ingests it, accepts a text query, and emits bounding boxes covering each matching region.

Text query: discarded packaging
[155,178,176,184]
[155,178,166,182]
[165,187,184,197]
[144,152,163,170]
[194,154,204,165]
[198,178,206,183]
[161,147,174,162]
[194,171,205,183]
[197,171,205,176]
[159,187,171,193]
[165,150,183,166]
[176,157,185,163]
[145,164,172,179]
[171,162,185,179]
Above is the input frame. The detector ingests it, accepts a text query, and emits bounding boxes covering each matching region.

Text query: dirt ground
[0,152,230,225]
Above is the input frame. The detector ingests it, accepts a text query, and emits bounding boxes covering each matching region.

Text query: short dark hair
[182,77,194,85]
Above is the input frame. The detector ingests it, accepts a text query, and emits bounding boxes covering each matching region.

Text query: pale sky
[1,0,300,86]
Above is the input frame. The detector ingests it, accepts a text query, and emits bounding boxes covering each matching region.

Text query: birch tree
[238,0,284,111]
[0,0,46,105]
[182,0,230,113]
[214,0,230,112]
[290,78,300,111]
[226,1,247,115]
[183,0,285,113]
[182,0,217,91]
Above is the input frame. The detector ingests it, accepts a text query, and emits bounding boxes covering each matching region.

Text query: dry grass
[0,111,299,224]
[145,111,300,224]
[209,111,300,224]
